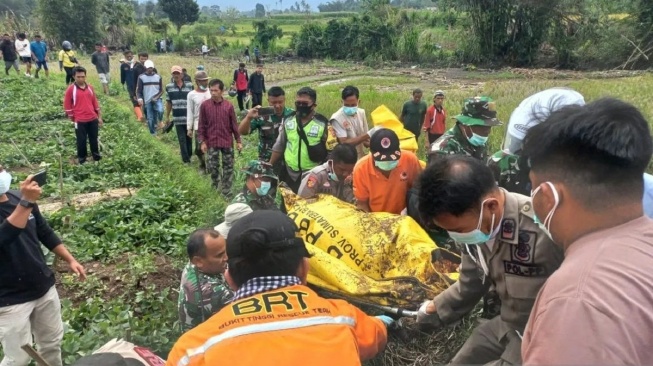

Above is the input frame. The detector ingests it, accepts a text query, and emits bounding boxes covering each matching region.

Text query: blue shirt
[30,41,47,61]
[644,173,653,218]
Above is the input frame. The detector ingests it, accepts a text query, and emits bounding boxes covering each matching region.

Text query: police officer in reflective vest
[269,87,337,193]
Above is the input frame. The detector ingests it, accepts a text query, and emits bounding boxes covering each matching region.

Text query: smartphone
[258,107,276,116]
[31,170,47,186]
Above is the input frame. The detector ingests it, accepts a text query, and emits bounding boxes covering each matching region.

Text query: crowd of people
[2,45,653,366]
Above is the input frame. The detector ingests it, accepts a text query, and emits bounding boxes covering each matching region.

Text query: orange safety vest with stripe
[166,285,387,366]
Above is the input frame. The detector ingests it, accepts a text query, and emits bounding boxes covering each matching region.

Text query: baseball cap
[226,211,309,260]
[370,128,401,162]
[454,96,502,127]
[194,71,209,80]
[214,203,253,239]
[144,60,154,69]
[171,65,182,74]
[434,90,445,97]
[242,160,277,179]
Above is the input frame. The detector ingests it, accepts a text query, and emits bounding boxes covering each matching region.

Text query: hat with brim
[455,96,503,127]
[214,203,253,239]
[242,160,278,180]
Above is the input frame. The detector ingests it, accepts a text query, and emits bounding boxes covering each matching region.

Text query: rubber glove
[416,300,441,325]
[375,315,395,327]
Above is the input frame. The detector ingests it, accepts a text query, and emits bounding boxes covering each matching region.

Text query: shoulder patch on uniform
[511,230,537,264]
[501,218,516,241]
[307,175,317,188]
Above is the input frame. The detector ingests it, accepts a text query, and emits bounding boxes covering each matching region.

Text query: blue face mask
[374,160,399,171]
[447,199,496,245]
[343,106,358,116]
[256,181,271,196]
[468,133,489,147]
[327,160,339,181]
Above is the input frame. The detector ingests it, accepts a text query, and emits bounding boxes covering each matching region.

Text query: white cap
[504,88,585,153]
[214,203,253,239]
[144,60,154,69]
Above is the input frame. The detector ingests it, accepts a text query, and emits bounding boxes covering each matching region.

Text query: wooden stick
[9,138,33,168]
[20,345,53,366]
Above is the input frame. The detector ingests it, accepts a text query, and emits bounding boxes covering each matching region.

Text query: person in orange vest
[166,210,391,366]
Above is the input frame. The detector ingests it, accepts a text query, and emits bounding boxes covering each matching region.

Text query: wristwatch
[19,199,35,208]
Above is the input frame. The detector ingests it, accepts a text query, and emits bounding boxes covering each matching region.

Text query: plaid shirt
[233,276,302,301]
[198,98,241,149]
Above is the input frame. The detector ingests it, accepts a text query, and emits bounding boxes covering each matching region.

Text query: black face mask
[295,103,313,120]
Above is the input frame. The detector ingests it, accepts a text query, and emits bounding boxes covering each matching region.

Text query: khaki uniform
[297,162,355,204]
[432,190,564,365]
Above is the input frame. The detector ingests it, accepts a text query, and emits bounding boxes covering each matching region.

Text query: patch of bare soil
[55,255,181,306]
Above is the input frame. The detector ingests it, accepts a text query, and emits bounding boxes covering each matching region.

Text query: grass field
[1,55,652,365]
[89,53,653,162]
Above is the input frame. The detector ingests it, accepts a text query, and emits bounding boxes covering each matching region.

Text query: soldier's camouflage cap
[454,96,503,127]
[242,160,277,179]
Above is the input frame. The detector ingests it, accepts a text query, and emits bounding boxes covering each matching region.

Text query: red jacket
[64,83,100,123]
[423,105,446,135]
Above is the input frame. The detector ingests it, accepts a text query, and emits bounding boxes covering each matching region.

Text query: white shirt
[15,39,30,57]
[201,45,208,53]
[330,107,368,159]
[186,89,211,131]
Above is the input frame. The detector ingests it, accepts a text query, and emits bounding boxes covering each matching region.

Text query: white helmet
[504,88,585,154]
[144,60,154,69]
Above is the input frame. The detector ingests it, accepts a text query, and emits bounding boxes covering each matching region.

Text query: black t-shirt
[0,190,61,306]
[0,40,17,61]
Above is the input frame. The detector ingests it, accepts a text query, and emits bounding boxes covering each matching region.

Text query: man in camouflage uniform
[487,88,585,196]
[238,86,294,163]
[428,96,502,163]
[297,143,357,203]
[178,229,233,333]
[231,160,279,210]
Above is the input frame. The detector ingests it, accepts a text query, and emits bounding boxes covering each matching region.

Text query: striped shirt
[137,73,163,104]
[198,98,241,149]
[165,81,194,125]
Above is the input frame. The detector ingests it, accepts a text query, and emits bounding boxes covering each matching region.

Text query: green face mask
[374,160,399,171]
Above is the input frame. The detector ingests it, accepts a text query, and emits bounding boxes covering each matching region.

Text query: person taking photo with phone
[63,66,103,165]
[0,165,86,366]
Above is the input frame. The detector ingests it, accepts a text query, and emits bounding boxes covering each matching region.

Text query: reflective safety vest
[284,117,326,172]
[166,285,387,366]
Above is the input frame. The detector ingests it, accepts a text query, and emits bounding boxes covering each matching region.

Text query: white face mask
[0,170,12,195]
[530,182,560,242]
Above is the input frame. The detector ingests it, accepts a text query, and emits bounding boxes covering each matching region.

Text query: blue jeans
[144,99,163,134]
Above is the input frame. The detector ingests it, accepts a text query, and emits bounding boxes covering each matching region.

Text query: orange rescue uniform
[166,285,387,366]
[352,151,423,214]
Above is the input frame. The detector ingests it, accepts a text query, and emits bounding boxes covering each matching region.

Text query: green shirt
[250,107,294,161]
[178,262,233,333]
[401,100,428,137]
[428,125,487,162]
[487,150,532,196]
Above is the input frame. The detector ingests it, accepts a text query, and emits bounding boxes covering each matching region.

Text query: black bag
[296,113,329,165]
